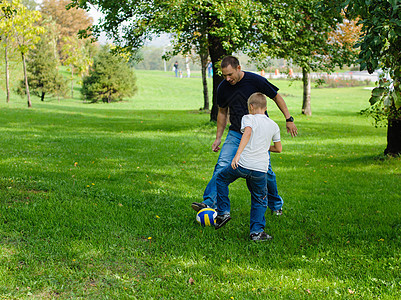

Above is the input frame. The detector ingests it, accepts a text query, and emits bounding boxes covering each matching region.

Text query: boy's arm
[231,126,252,169]
[269,141,282,153]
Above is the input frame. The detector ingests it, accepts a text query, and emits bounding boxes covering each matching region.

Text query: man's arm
[272,93,298,137]
[231,126,252,169]
[212,107,229,152]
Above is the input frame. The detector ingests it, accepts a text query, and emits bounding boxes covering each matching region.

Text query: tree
[81,46,137,103]
[69,0,265,121]
[17,32,67,101]
[0,1,17,103]
[40,0,93,58]
[9,0,44,107]
[61,36,94,98]
[252,0,357,115]
[332,0,401,156]
[21,0,38,10]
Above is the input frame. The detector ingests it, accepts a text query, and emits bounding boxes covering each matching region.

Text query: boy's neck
[251,108,266,115]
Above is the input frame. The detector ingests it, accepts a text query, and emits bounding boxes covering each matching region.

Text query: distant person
[215,93,282,241]
[207,61,213,78]
[191,55,297,216]
[173,61,179,77]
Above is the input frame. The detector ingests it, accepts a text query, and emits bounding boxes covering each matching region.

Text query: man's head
[221,56,243,85]
[248,92,267,114]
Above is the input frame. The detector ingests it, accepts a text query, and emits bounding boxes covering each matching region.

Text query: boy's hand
[231,154,240,169]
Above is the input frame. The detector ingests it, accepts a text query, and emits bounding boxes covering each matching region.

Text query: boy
[214,92,282,241]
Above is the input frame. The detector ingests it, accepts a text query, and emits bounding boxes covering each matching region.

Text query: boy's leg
[246,170,268,235]
[216,165,242,215]
[200,131,242,209]
[215,165,244,229]
[266,155,284,212]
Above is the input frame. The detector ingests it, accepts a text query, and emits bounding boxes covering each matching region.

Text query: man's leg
[266,156,284,213]
[199,131,242,209]
[246,169,268,235]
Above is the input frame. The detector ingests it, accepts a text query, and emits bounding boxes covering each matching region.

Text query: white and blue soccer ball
[196,208,217,227]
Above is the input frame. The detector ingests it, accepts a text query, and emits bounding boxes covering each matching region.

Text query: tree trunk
[22,53,31,108]
[41,92,45,101]
[302,67,312,115]
[208,34,227,122]
[384,118,401,156]
[200,52,209,110]
[5,43,10,103]
[71,65,74,99]
[185,56,190,78]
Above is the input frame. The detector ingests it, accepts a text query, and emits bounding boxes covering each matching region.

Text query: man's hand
[231,154,240,169]
[212,138,222,152]
[286,122,298,137]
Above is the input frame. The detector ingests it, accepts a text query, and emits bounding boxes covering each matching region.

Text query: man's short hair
[221,56,240,69]
[248,92,267,109]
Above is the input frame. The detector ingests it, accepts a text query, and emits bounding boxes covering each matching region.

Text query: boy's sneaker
[271,208,283,216]
[191,202,208,212]
[250,231,273,241]
[214,214,231,230]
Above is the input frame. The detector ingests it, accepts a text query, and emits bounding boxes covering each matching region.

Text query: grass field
[0,70,400,299]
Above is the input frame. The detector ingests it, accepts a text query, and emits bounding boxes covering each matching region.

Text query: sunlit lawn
[0,70,400,298]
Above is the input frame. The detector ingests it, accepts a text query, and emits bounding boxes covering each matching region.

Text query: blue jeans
[203,130,283,211]
[216,165,267,234]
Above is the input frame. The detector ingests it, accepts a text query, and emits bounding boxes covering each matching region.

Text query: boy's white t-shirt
[238,114,281,173]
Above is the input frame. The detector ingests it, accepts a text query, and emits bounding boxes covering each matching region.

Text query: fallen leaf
[188,277,194,285]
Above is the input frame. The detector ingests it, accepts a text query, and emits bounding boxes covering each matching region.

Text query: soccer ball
[196,208,217,227]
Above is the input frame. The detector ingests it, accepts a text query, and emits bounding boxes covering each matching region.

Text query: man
[192,56,298,215]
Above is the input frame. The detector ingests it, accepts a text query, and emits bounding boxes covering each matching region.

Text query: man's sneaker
[191,202,208,212]
[271,208,283,216]
[214,214,231,230]
[250,231,273,241]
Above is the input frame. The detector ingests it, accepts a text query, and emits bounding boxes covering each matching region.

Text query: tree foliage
[16,33,67,101]
[4,0,45,107]
[333,0,401,155]
[69,0,266,120]
[81,46,137,103]
[251,0,358,115]
[40,0,93,58]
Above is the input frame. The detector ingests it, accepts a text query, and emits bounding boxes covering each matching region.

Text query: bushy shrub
[82,46,137,103]
[313,75,371,88]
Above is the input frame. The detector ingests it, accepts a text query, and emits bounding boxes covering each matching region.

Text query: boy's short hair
[248,92,267,109]
[221,56,240,69]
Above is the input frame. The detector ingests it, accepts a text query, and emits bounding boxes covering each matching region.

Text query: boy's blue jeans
[216,165,267,234]
[203,130,283,211]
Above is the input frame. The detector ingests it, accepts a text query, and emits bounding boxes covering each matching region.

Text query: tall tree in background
[17,32,67,101]
[61,36,94,98]
[253,0,357,115]
[40,0,93,58]
[0,0,17,103]
[10,0,44,107]
[329,0,401,156]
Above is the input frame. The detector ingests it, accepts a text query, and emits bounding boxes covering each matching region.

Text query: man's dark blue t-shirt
[217,71,279,132]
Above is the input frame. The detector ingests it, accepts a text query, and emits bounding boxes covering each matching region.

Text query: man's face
[221,65,242,85]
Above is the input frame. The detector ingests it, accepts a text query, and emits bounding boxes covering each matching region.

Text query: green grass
[0,70,400,299]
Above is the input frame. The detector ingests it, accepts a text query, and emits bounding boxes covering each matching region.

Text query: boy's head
[248,92,267,114]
